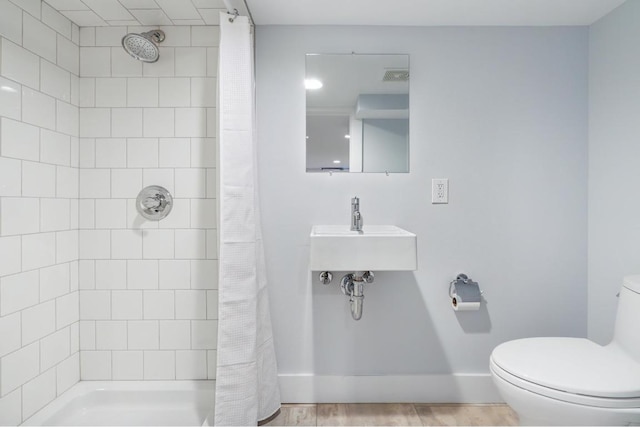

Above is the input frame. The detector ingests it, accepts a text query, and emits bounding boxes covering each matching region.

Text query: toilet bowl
[490,275,640,426]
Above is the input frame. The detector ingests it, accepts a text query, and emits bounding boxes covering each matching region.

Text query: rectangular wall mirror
[305,53,410,173]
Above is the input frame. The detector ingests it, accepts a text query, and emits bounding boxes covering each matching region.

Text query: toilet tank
[612,275,640,362]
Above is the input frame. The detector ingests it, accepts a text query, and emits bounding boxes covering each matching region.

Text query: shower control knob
[136,185,173,221]
[363,271,375,284]
[319,271,333,285]
[142,196,162,210]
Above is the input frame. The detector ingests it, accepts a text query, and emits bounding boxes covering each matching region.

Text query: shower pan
[22,382,214,426]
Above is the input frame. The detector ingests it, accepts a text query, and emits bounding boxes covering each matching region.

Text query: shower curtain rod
[223,0,255,25]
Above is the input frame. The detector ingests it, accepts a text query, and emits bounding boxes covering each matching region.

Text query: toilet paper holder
[449,273,483,311]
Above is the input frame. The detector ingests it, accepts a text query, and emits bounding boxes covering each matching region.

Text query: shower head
[122,30,165,63]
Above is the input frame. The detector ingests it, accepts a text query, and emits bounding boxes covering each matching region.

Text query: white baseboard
[278,373,502,403]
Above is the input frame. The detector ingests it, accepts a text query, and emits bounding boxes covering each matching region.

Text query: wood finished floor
[264,403,518,426]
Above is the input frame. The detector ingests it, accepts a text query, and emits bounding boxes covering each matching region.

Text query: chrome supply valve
[362,271,375,283]
[318,271,333,285]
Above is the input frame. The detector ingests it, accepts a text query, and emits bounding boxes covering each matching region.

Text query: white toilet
[490,275,640,426]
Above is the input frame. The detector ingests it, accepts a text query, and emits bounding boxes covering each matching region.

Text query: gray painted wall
[256,26,588,376]
[588,0,640,344]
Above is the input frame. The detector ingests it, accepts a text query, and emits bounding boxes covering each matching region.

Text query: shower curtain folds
[214,11,281,426]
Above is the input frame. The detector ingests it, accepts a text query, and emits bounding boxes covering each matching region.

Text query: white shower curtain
[214,12,281,426]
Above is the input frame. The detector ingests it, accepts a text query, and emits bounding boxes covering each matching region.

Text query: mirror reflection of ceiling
[306,54,409,114]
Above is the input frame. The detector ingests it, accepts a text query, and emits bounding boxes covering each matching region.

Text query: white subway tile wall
[0,1,219,423]
[78,23,218,383]
[0,1,80,424]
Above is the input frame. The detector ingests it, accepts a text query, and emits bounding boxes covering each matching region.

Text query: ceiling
[244,0,626,26]
[44,0,226,27]
[45,0,627,28]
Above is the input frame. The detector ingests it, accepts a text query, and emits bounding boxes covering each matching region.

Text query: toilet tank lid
[623,275,640,293]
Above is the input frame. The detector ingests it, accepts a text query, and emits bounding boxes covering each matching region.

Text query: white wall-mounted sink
[310,225,417,271]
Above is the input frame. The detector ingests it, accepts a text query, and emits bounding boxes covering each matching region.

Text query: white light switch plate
[432,178,448,204]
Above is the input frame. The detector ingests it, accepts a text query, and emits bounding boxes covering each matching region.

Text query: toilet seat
[490,337,640,409]
[491,358,640,408]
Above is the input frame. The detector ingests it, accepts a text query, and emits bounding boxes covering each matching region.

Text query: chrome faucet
[351,196,363,231]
